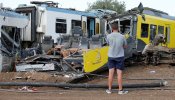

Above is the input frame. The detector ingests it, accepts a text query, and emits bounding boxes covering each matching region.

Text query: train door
[16,7,36,42]
[150,24,157,42]
[81,16,87,37]
[87,18,95,38]
[95,18,100,34]
[165,25,170,47]
[137,22,150,51]
[118,16,136,58]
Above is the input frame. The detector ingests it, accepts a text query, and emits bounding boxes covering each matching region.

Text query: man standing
[106,23,128,94]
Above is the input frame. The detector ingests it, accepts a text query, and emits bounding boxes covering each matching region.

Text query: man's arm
[123,37,128,48]
[102,35,109,46]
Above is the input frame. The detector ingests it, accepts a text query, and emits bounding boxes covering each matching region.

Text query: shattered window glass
[158,26,164,34]
[141,23,149,38]
[56,19,67,33]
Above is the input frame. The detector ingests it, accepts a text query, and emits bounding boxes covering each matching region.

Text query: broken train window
[71,20,81,29]
[56,18,67,33]
[82,21,87,36]
[158,25,164,34]
[150,24,157,41]
[119,19,131,35]
[1,26,21,55]
[165,26,170,43]
[96,23,100,34]
[141,23,149,38]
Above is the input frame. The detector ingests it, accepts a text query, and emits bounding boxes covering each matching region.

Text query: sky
[0,0,175,16]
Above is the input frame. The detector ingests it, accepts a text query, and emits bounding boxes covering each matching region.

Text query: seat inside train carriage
[60,26,103,55]
[89,34,103,49]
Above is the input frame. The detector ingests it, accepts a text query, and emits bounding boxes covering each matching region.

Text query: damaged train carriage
[0,8,28,71]
[15,1,109,73]
[109,7,175,60]
[16,1,102,47]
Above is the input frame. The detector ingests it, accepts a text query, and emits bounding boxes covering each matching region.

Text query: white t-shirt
[107,32,127,58]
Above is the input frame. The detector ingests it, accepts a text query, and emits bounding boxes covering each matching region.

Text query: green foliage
[87,0,126,14]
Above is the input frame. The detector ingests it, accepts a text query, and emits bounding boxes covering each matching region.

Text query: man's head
[111,23,118,32]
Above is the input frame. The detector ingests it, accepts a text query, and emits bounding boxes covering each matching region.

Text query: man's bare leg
[117,69,123,90]
[108,68,115,90]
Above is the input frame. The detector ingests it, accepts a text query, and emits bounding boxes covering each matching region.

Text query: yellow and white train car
[109,8,175,57]
[83,7,175,73]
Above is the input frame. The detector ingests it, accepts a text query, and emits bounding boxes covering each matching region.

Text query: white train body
[16,3,101,44]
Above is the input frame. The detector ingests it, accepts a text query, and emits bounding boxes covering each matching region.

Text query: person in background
[106,23,128,95]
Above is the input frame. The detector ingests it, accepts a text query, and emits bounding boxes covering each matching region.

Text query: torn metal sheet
[16,63,55,72]
[16,55,77,72]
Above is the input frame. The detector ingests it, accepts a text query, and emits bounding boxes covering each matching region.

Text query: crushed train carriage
[0,6,28,72]
[15,1,106,46]
[14,1,111,73]
[108,6,175,65]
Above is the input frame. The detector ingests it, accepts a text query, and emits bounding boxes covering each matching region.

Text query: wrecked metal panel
[16,63,55,72]
[0,54,14,72]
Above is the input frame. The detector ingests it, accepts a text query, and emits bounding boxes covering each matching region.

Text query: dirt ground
[0,64,175,100]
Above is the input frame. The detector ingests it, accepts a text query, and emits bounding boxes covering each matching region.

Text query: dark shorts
[108,57,125,70]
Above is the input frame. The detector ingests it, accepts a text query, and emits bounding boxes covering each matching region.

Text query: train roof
[17,0,98,18]
[30,1,97,17]
[46,7,97,17]
[109,7,175,21]
[0,9,27,19]
[142,7,175,20]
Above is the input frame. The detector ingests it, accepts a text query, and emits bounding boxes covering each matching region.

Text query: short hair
[111,23,118,30]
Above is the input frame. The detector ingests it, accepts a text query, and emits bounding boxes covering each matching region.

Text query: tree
[87,0,126,14]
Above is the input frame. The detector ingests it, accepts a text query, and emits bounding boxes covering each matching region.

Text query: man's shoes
[118,90,128,95]
[106,89,112,94]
